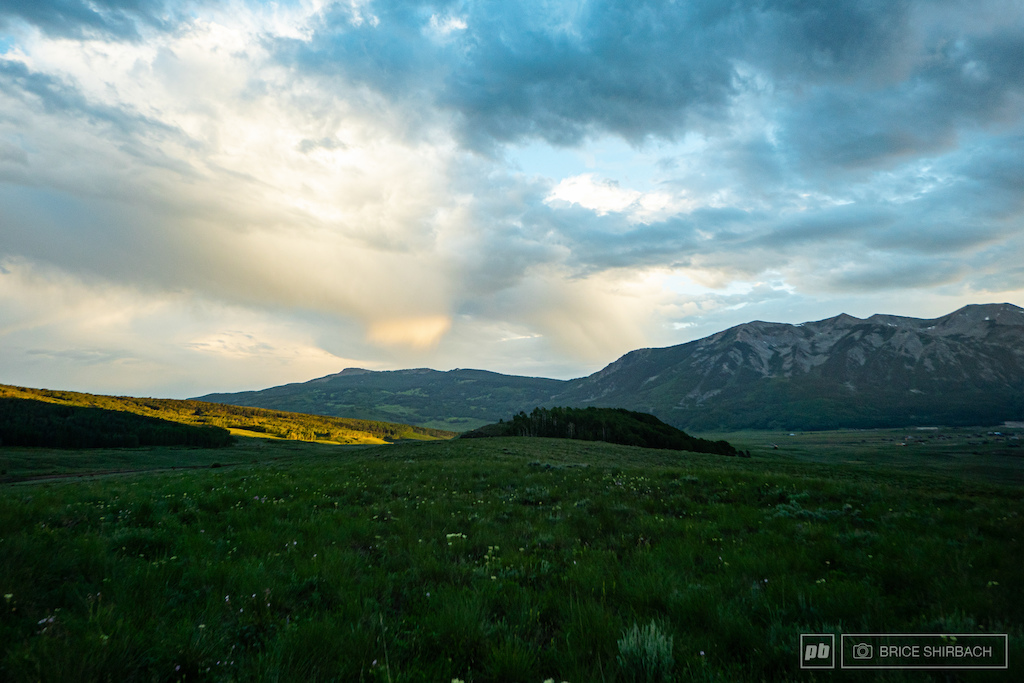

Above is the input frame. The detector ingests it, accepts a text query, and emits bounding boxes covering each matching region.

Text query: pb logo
[800,634,836,669]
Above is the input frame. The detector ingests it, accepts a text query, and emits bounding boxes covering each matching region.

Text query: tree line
[463,406,744,456]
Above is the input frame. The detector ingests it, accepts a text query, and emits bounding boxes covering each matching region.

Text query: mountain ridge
[195,303,1024,431]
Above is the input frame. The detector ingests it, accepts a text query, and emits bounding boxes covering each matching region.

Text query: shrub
[617,620,674,683]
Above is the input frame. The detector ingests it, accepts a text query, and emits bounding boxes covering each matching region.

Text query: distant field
[693,426,1024,487]
[0,436,366,483]
[1,434,1021,681]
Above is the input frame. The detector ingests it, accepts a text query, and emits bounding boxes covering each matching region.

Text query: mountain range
[195,303,1024,431]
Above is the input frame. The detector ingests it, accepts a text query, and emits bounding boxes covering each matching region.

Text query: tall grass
[1,436,1021,681]
[617,620,673,683]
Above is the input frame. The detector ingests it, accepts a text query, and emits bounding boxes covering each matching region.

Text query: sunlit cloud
[0,258,375,396]
[367,316,453,350]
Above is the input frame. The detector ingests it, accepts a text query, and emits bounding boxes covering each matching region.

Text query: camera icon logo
[852,642,874,660]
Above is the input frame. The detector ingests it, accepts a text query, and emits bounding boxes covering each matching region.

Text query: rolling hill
[198,367,567,431]
[0,384,456,445]
[196,303,1024,431]
[461,406,742,456]
[0,397,232,449]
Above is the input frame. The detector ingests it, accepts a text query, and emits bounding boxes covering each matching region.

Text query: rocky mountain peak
[197,303,1024,432]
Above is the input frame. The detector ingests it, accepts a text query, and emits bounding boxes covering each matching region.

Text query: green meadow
[1,434,1022,682]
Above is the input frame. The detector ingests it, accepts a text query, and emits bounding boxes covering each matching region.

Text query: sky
[1,0,1023,398]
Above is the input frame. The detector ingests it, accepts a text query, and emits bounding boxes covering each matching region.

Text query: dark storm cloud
[781,29,1024,173]
[274,0,980,150]
[751,0,915,81]
[275,0,742,148]
[439,0,742,148]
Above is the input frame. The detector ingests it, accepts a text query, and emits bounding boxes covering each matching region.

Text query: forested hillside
[0,385,455,445]
[0,398,232,449]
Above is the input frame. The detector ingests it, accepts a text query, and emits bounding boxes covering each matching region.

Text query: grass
[0,436,370,482]
[1,435,1022,681]
[694,426,1024,486]
[0,384,457,447]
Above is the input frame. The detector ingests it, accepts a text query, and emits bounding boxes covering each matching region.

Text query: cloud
[544,173,687,222]
[484,267,663,363]
[0,58,182,142]
[0,0,196,40]
[0,14,462,328]
[2,0,1024,397]
[0,258,375,395]
[0,138,27,164]
[272,0,1024,157]
[367,315,452,349]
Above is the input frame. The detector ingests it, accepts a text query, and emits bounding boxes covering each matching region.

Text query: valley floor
[1,435,1021,681]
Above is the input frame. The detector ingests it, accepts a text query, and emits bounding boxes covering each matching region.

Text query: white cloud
[545,173,693,223]
[425,14,468,41]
